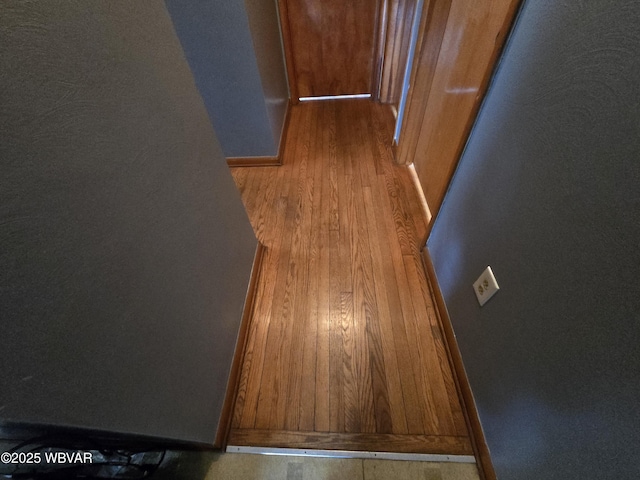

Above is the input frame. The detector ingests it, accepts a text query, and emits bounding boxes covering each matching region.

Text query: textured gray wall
[428,1,640,479]
[0,1,257,444]
[244,0,290,149]
[164,0,288,158]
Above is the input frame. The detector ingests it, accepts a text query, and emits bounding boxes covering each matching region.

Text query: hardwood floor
[229,99,471,455]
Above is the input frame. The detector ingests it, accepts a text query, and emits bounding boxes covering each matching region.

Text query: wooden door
[279,0,379,99]
[379,0,419,108]
[396,0,521,224]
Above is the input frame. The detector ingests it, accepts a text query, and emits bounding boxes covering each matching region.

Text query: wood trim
[277,99,293,163]
[399,0,522,223]
[226,101,292,168]
[228,429,473,456]
[396,0,452,166]
[215,242,266,448]
[276,0,299,103]
[407,163,431,245]
[371,0,389,101]
[378,0,419,106]
[226,157,280,168]
[420,249,496,480]
[425,0,523,217]
[412,0,522,241]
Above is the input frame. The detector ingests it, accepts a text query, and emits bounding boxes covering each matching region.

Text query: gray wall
[428,1,640,479]
[0,1,257,444]
[164,0,289,158]
[244,0,290,148]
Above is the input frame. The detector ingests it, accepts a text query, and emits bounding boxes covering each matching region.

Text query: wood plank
[340,291,359,432]
[393,166,428,254]
[230,167,249,195]
[253,106,311,430]
[367,157,424,435]
[233,212,287,429]
[251,166,279,243]
[348,136,376,434]
[328,228,344,433]
[297,103,324,432]
[350,108,397,435]
[232,247,269,429]
[336,105,354,294]
[356,192,391,434]
[369,98,395,176]
[403,254,459,436]
[327,101,340,232]
[409,253,466,435]
[313,102,332,432]
[379,149,414,255]
[237,168,257,225]
[228,429,473,456]
[362,186,408,435]
[282,109,316,431]
[371,107,429,249]
[233,106,307,429]
[270,102,314,431]
[353,101,373,189]
[373,160,431,435]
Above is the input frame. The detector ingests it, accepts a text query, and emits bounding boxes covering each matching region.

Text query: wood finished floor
[229,100,471,455]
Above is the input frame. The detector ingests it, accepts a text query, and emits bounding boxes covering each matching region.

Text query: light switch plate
[473,266,499,306]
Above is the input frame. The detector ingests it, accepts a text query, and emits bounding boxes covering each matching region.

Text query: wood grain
[396,0,451,167]
[276,0,299,103]
[228,429,473,456]
[379,0,418,106]
[281,0,379,97]
[229,99,470,454]
[396,0,521,223]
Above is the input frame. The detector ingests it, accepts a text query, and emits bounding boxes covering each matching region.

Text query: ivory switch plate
[473,266,500,306]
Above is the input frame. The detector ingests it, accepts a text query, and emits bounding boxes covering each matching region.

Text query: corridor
[228,100,471,456]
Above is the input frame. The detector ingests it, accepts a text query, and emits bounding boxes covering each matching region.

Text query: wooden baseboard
[215,242,266,448]
[278,99,293,163]
[228,429,473,456]
[420,249,496,480]
[226,100,293,168]
[407,163,432,246]
[226,156,280,167]
[391,140,399,164]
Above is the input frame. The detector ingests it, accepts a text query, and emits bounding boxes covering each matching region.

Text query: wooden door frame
[396,0,522,242]
[371,0,389,101]
[276,0,299,103]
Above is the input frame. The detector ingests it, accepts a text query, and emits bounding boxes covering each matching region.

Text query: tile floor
[155,451,481,480]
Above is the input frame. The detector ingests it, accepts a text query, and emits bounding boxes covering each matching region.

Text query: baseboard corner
[214,242,266,448]
[420,248,497,480]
